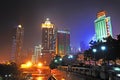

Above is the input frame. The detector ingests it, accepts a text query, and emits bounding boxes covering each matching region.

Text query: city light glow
[61,78,65,80]
[26,61,32,67]
[20,61,33,68]
[20,64,27,68]
[18,25,22,28]
[37,62,43,67]
[36,77,44,80]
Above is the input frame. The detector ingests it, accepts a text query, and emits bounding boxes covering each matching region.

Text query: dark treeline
[0,62,21,80]
[85,34,120,61]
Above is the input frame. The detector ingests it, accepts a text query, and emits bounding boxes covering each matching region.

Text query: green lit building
[94,11,113,41]
[55,30,70,57]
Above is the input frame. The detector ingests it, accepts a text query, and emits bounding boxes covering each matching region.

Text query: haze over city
[0,0,120,60]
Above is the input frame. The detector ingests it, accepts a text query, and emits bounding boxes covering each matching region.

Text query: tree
[117,34,120,41]
[0,63,21,80]
[49,55,62,69]
[84,49,92,60]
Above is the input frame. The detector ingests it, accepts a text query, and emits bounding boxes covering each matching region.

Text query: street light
[101,46,106,51]
[54,59,58,63]
[67,55,74,66]
[92,48,97,53]
[59,58,62,61]
[68,55,73,59]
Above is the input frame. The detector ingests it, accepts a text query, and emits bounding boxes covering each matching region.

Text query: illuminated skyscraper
[15,25,24,64]
[94,11,113,41]
[32,44,43,64]
[55,30,70,57]
[41,18,55,53]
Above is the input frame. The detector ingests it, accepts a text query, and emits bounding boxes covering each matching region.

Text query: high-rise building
[11,36,16,61]
[32,44,43,64]
[94,11,113,41]
[15,25,24,64]
[41,18,55,53]
[55,30,71,57]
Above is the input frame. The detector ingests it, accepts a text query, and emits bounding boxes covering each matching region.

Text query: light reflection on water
[32,70,99,80]
[36,77,44,80]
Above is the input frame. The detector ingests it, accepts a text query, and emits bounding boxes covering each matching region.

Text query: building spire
[42,18,54,28]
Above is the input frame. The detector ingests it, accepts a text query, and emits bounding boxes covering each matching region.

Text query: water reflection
[36,77,44,80]
[32,69,100,80]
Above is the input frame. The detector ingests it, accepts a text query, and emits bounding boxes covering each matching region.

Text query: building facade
[94,11,113,41]
[41,18,55,53]
[11,36,16,61]
[55,30,71,57]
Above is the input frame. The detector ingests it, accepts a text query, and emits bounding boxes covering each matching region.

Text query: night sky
[0,0,120,60]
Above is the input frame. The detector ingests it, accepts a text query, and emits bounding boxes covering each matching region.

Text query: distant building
[41,18,55,53]
[94,11,113,42]
[32,45,43,64]
[55,30,71,57]
[14,25,24,64]
[11,36,16,61]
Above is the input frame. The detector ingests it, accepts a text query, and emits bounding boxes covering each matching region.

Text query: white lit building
[32,44,43,64]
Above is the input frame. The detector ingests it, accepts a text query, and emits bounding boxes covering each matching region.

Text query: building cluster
[32,18,71,64]
[12,10,113,65]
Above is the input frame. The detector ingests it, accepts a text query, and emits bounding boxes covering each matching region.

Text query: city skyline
[0,0,120,60]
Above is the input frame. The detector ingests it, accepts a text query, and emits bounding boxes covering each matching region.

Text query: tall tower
[55,30,71,57]
[41,18,55,53]
[11,36,16,61]
[94,11,113,41]
[15,25,24,64]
